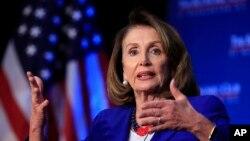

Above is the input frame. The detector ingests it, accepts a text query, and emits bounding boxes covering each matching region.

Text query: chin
[135,84,159,92]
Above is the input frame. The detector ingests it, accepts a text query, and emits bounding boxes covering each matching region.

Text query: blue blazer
[84,95,230,141]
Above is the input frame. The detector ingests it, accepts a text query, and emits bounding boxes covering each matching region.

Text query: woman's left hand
[138,79,208,133]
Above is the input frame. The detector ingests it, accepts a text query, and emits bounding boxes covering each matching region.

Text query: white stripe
[0,103,18,141]
[66,60,88,140]
[2,40,31,120]
[85,53,108,119]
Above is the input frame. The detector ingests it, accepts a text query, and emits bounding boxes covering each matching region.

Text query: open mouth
[137,71,155,80]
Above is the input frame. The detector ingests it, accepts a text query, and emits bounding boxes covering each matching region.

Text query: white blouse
[129,130,154,141]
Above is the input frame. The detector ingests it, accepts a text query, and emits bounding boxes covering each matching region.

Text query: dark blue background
[167,0,250,124]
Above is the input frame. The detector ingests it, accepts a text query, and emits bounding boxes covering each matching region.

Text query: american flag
[0,0,110,140]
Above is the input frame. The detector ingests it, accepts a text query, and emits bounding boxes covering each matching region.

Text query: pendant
[136,125,152,136]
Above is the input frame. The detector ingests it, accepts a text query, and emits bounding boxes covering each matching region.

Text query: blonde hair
[107,9,200,105]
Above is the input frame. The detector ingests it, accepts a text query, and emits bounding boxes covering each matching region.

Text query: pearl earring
[123,80,128,85]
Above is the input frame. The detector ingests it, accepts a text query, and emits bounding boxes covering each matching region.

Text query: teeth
[139,74,150,78]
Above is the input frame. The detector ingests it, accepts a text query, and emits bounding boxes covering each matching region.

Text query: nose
[139,53,151,66]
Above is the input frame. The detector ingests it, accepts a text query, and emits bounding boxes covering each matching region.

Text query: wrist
[188,113,216,141]
[29,126,44,141]
[188,113,204,133]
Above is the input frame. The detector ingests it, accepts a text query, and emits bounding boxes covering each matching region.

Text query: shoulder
[188,95,228,116]
[86,105,134,140]
[89,105,133,132]
[99,104,133,114]
[94,105,133,121]
[188,95,224,106]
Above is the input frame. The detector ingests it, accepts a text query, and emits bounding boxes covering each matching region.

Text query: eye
[129,49,138,56]
[151,48,161,55]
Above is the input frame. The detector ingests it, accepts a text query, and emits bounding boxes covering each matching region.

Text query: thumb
[170,79,185,100]
[34,76,43,93]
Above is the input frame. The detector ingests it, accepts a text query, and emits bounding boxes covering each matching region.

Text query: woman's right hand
[27,71,49,141]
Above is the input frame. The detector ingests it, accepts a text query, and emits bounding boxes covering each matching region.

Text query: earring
[123,80,128,85]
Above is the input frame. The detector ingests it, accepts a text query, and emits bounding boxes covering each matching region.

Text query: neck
[134,89,171,104]
[133,89,172,119]
[134,91,155,115]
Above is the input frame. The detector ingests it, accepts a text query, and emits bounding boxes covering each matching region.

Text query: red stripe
[79,60,92,130]
[0,69,29,141]
[46,92,59,141]
[98,52,114,107]
[98,52,108,83]
[61,81,77,141]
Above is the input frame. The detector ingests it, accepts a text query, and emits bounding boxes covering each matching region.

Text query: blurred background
[0,0,249,141]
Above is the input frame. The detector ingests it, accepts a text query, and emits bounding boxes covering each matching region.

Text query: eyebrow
[124,43,137,49]
[149,40,162,45]
[124,40,162,49]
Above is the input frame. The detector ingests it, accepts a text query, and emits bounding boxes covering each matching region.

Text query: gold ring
[158,117,161,124]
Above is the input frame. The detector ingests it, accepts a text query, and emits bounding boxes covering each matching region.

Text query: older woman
[27,9,229,141]
[85,10,229,141]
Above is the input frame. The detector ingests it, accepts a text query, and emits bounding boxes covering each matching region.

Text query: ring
[157,117,161,125]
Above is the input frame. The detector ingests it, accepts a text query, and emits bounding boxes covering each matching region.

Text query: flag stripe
[61,81,78,141]
[47,85,65,141]
[98,52,113,107]
[85,52,108,119]
[0,42,30,141]
[66,61,88,139]
[78,60,92,130]
[2,41,31,120]
[0,104,18,141]
[0,69,29,141]
[47,102,60,141]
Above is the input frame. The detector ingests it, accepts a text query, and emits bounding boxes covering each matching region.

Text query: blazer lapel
[112,106,134,141]
[151,129,177,141]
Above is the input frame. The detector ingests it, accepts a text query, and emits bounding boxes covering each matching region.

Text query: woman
[27,10,229,141]
[84,10,229,141]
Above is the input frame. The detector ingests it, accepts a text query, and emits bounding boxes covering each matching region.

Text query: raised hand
[138,79,214,140]
[27,71,49,141]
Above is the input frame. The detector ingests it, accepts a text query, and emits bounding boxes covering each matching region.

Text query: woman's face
[122,25,168,93]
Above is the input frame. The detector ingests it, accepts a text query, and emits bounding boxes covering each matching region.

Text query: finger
[140,116,161,126]
[27,71,43,102]
[41,99,49,109]
[26,71,33,77]
[27,72,39,89]
[28,77,40,95]
[141,100,163,109]
[139,108,162,118]
[149,124,168,133]
[27,71,43,89]
[26,71,35,82]
[36,99,49,111]
[34,76,43,93]
[170,79,185,100]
